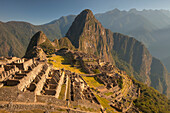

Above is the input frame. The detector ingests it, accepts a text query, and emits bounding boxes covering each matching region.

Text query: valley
[0,8,169,113]
[0,46,168,113]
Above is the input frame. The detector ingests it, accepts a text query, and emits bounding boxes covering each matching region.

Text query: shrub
[93,69,100,74]
[118,78,123,88]
[40,40,55,55]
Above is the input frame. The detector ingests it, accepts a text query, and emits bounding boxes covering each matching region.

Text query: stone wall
[0,86,35,102]
[35,65,51,95]
[64,75,69,100]
[36,95,67,107]
[23,59,33,70]
[17,63,43,91]
[70,100,100,111]
[0,102,66,113]
[0,66,4,73]
[13,59,33,71]
[55,71,65,98]
[0,65,19,82]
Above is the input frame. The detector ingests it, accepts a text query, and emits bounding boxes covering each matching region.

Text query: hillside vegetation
[133,78,170,113]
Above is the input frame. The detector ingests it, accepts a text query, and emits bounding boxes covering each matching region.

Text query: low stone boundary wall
[0,66,19,81]
[23,59,33,70]
[36,95,67,107]
[0,86,35,102]
[17,63,43,91]
[0,102,64,113]
[70,100,100,111]
[35,65,51,95]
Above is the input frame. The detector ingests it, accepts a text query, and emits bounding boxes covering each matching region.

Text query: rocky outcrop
[25,31,48,54]
[53,37,75,50]
[106,32,168,96]
[65,9,169,97]
[66,9,113,63]
[107,31,152,85]
[150,57,168,95]
[24,31,54,58]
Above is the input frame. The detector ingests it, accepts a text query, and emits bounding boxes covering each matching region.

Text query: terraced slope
[66,9,169,98]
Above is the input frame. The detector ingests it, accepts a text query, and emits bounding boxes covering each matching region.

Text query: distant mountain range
[95,9,170,58]
[24,9,169,99]
[0,15,75,57]
[0,8,170,72]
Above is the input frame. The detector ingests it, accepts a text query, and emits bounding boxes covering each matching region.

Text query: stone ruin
[92,72,140,112]
[70,73,100,105]
[53,48,141,112]
[61,49,118,74]
[0,56,101,112]
[0,50,141,112]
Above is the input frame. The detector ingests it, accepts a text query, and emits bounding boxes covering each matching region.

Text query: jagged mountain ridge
[23,9,169,98]
[1,8,170,98]
[66,9,113,63]
[24,31,50,59]
[24,31,75,59]
[95,9,170,59]
[22,30,169,113]
[1,9,170,59]
[66,9,169,98]
[162,56,170,72]
[0,15,75,57]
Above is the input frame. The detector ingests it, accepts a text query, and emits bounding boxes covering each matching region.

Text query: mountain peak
[66,9,113,62]
[66,9,98,48]
[78,9,94,21]
[37,30,43,34]
[81,9,93,14]
[24,31,48,58]
[31,31,47,45]
[113,8,120,12]
[129,8,137,13]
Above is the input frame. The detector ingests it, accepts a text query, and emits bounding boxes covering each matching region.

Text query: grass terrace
[58,84,66,100]
[82,76,104,88]
[66,78,71,100]
[104,92,114,96]
[48,55,85,74]
[94,94,117,113]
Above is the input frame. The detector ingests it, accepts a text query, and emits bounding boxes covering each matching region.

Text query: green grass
[48,55,85,74]
[77,105,100,112]
[92,69,100,74]
[82,76,104,88]
[66,78,70,100]
[0,110,9,113]
[94,94,116,113]
[58,84,66,100]
[72,105,100,112]
[104,92,114,96]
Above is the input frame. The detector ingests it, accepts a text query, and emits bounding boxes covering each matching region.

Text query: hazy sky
[0,0,170,25]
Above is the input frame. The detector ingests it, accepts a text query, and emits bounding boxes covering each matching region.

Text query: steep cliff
[66,9,113,63]
[107,31,152,84]
[24,31,55,58]
[107,32,168,96]
[65,9,169,97]
[150,57,168,94]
